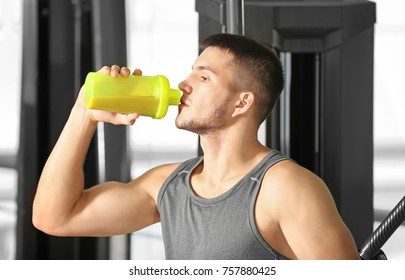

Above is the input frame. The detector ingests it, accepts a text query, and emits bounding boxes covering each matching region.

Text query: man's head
[176,33,284,135]
[200,33,284,125]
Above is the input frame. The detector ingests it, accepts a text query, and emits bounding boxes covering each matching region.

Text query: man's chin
[174,117,186,131]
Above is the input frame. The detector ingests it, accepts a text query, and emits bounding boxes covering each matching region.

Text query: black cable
[359,195,405,260]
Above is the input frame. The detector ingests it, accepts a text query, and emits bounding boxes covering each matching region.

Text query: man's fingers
[98,65,132,77]
[133,68,142,76]
[99,66,111,74]
[120,67,131,77]
[111,65,120,77]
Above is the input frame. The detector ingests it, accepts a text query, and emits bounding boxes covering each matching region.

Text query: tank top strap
[180,156,203,173]
[247,149,292,260]
[250,149,291,183]
[157,156,203,208]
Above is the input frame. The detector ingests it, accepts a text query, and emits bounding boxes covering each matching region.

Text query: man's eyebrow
[193,65,217,75]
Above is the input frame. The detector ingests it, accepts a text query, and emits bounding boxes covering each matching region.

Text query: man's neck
[196,132,270,191]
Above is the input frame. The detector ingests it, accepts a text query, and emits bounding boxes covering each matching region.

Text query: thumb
[110,112,139,125]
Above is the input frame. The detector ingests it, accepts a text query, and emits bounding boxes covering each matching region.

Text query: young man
[33,33,360,260]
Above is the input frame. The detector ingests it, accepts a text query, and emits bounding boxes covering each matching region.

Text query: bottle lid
[153,76,181,119]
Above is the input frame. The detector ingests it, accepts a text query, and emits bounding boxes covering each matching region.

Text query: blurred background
[0,0,404,260]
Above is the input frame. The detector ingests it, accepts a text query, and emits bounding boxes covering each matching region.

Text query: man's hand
[75,65,142,125]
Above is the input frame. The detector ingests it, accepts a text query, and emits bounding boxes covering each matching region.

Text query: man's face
[175,47,238,135]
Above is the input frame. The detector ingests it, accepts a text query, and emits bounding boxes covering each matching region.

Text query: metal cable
[359,195,405,260]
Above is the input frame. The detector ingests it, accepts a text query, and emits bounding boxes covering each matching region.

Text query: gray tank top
[157,149,290,260]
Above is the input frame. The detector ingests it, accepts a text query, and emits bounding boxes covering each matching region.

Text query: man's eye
[200,76,208,82]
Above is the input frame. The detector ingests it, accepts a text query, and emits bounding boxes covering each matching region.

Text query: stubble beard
[175,104,230,136]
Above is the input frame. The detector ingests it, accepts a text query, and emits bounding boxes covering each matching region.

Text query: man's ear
[232,91,255,117]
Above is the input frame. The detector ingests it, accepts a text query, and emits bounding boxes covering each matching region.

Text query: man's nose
[178,80,192,94]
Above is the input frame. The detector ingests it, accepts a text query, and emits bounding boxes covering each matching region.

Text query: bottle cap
[153,76,181,119]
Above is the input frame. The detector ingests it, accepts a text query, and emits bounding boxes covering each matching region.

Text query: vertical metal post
[16,0,108,260]
[226,0,244,35]
[91,0,130,260]
[279,52,291,157]
[17,0,41,260]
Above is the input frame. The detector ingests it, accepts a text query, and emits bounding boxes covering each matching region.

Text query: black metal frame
[196,0,376,246]
[16,0,129,260]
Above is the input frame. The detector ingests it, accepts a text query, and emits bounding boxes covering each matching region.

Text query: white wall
[0,0,21,260]
[372,0,405,260]
[125,0,199,259]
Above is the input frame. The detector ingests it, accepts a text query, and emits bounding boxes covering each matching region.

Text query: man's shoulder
[261,159,328,203]
[143,162,182,182]
[145,156,202,182]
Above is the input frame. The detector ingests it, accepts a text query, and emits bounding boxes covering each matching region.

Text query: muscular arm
[32,66,176,237]
[259,160,360,260]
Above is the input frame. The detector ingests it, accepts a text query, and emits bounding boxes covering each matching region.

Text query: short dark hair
[201,33,284,125]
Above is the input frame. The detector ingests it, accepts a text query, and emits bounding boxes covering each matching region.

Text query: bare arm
[32,66,174,236]
[261,161,360,259]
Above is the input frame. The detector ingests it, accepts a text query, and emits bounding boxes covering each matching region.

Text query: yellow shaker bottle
[84,72,181,119]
